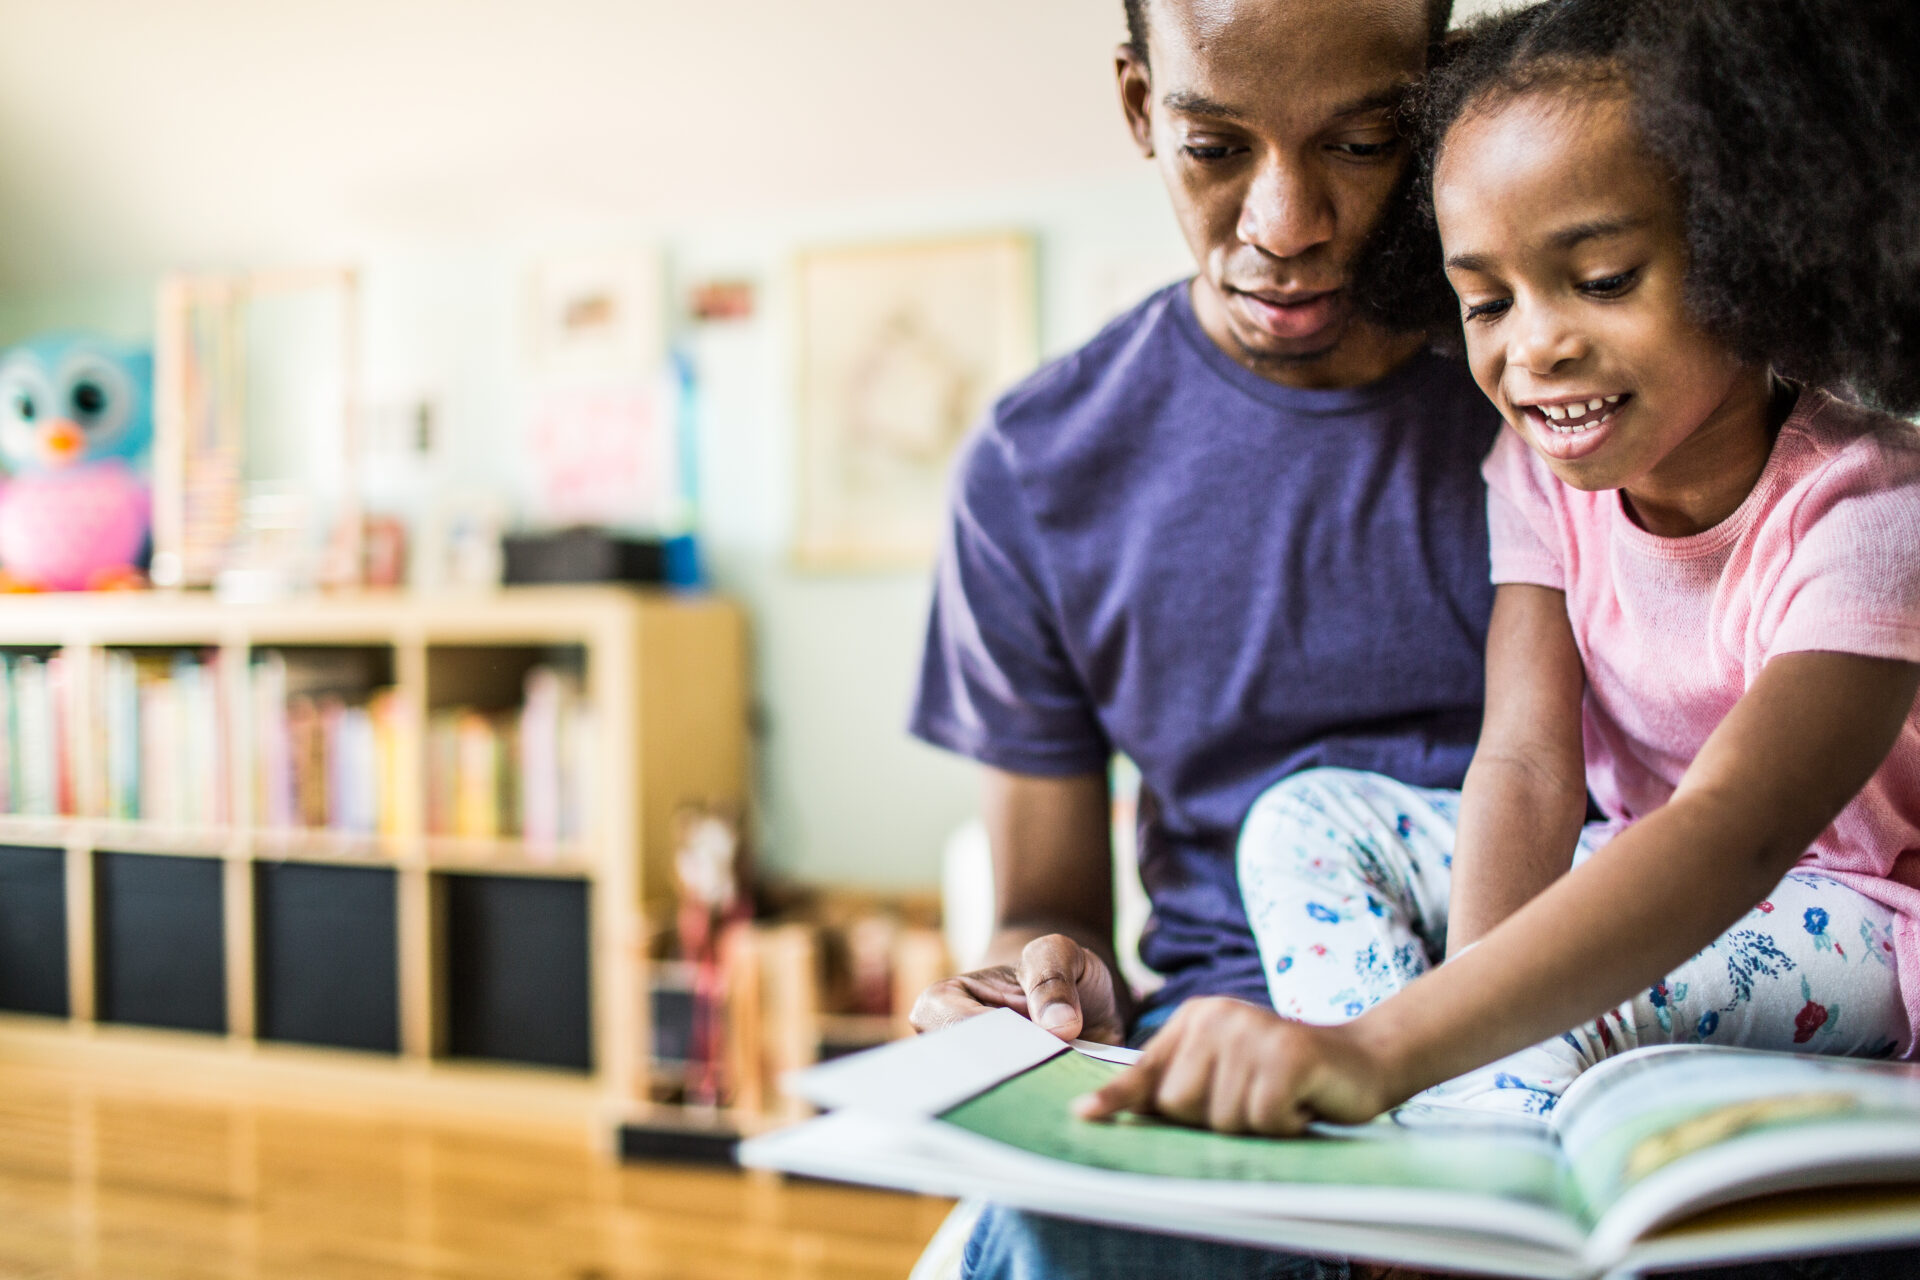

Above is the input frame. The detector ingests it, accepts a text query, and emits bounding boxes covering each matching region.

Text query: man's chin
[1228,317,1351,369]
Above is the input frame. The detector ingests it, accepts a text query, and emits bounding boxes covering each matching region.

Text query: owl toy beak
[37,419,84,468]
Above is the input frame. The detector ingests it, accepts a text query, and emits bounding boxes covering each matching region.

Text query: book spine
[255,653,292,829]
[521,667,560,852]
[175,654,205,827]
[47,654,71,817]
[566,700,595,846]
[289,695,325,830]
[454,710,498,840]
[18,658,53,818]
[318,695,346,832]
[371,690,401,840]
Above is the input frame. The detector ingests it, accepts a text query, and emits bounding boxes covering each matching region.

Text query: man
[908,0,1490,1274]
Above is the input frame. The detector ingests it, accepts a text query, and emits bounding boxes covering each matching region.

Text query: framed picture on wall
[793,232,1037,570]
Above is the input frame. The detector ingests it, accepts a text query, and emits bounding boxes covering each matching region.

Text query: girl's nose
[1510,305,1587,374]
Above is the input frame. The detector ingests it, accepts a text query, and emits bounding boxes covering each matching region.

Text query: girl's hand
[1072,997,1401,1136]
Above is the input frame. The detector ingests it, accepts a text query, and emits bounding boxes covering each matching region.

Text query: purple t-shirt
[910,282,1499,1012]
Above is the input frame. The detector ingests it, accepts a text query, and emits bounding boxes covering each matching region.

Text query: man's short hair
[1123,0,1456,64]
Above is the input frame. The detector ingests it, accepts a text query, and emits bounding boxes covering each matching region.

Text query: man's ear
[1115,45,1155,159]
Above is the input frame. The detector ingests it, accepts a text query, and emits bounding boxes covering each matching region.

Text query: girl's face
[1434,86,1770,519]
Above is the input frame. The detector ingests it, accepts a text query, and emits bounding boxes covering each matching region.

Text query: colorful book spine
[423,665,592,852]
[252,652,293,828]
[250,652,404,839]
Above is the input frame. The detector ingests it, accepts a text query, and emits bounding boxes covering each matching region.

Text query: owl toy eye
[0,357,51,467]
[54,354,132,449]
[71,380,108,419]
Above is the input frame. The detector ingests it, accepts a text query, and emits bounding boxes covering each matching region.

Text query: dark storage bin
[256,862,399,1053]
[443,873,591,1070]
[95,851,225,1034]
[0,845,67,1016]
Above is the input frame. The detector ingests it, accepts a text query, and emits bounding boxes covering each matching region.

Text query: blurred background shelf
[0,584,750,1131]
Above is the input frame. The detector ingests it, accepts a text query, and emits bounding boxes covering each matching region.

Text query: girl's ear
[1115,46,1156,159]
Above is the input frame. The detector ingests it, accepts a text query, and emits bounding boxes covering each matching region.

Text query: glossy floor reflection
[0,1046,950,1279]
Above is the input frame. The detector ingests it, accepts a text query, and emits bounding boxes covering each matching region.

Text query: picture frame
[792,232,1037,570]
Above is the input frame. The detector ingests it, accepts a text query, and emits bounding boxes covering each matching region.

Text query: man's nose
[1236,156,1334,262]
[1510,302,1587,374]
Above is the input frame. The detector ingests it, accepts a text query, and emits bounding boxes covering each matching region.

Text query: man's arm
[910,766,1133,1043]
[1446,583,1589,954]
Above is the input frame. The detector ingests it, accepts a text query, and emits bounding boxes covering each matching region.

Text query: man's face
[1119,0,1429,387]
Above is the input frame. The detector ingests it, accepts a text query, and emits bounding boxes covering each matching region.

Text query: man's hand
[1072,997,1398,1135]
[909,932,1128,1045]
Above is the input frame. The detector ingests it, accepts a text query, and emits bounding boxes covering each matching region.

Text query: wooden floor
[0,1038,954,1280]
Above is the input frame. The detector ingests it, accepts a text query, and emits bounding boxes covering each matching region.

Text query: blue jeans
[962,1203,1351,1280]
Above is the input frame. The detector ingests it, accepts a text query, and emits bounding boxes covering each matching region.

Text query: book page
[1550,1047,1920,1259]
[940,1048,1579,1214]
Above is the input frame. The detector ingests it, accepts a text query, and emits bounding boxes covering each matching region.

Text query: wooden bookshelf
[0,586,748,1136]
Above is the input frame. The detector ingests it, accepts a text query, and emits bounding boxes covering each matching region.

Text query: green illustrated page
[940,1050,1582,1217]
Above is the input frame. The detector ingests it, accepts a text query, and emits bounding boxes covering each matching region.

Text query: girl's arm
[1079,648,1920,1134]
[1446,583,1589,956]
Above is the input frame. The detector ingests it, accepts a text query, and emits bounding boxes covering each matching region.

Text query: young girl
[1079,0,1920,1132]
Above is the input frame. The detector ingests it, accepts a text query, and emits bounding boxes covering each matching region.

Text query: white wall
[330,175,1189,890]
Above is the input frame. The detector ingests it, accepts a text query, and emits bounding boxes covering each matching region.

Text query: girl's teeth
[1587,398,1603,411]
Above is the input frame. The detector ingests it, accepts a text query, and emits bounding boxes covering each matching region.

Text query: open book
[739,1009,1920,1279]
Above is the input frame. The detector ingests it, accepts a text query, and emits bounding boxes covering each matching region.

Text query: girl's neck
[1620,368,1792,538]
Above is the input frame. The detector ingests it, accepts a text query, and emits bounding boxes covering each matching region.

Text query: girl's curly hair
[1412,0,1920,414]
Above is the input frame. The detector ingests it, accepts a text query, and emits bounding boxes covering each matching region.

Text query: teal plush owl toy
[0,335,153,591]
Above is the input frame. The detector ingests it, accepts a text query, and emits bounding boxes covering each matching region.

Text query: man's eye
[1329,140,1398,160]
[1180,143,1242,162]
[1578,270,1639,298]
[1463,299,1511,323]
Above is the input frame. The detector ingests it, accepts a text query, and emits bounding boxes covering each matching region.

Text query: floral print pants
[1237,767,1909,1115]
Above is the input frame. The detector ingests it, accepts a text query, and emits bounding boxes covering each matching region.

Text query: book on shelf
[741,1009,1920,1280]
[251,652,404,839]
[425,665,594,856]
[0,651,72,818]
[90,649,227,826]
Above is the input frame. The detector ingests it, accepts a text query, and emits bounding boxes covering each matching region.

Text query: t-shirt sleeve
[1481,428,1566,590]
[1763,430,1920,665]
[907,424,1111,776]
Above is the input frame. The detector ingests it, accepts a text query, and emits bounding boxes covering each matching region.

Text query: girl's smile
[1433,86,1777,537]
[1515,392,1630,461]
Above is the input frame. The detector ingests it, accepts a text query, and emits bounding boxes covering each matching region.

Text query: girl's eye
[1578,269,1639,298]
[1328,140,1398,160]
[1463,299,1511,323]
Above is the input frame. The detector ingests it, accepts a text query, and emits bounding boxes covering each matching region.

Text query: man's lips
[1228,287,1344,343]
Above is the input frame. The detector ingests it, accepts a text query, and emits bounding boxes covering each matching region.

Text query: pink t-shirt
[1484,388,1920,1052]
